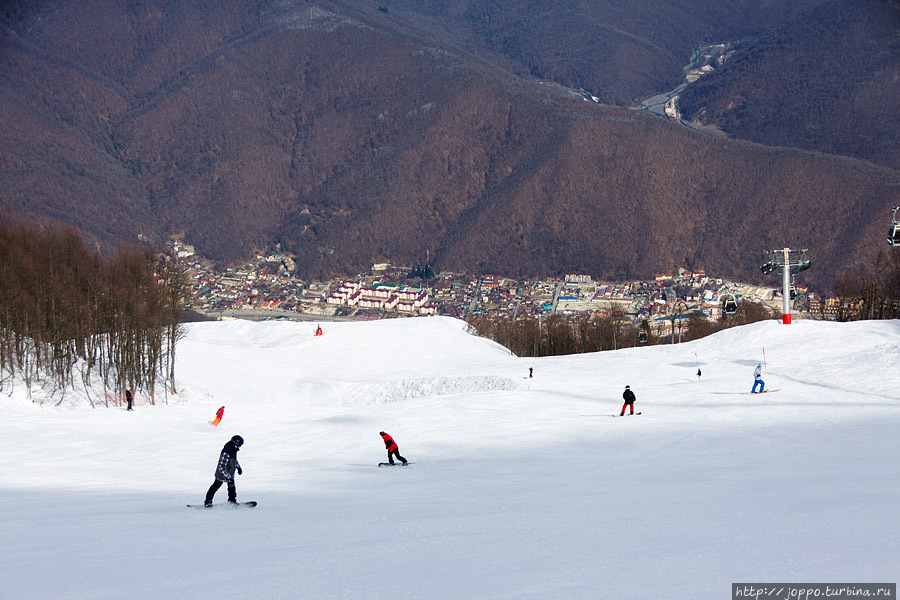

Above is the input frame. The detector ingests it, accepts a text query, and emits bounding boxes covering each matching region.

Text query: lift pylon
[760,248,810,324]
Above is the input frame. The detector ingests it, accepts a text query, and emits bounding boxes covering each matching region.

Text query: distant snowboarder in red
[125,389,134,411]
[315,325,323,336]
[620,385,636,416]
[379,431,407,465]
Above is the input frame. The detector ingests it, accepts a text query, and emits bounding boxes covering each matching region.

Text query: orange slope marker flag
[211,406,225,426]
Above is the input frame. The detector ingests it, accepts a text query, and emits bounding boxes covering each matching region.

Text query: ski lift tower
[760,248,810,324]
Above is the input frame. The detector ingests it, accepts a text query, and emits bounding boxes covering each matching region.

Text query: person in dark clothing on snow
[379,431,407,465]
[204,435,244,507]
[125,389,133,411]
[620,385,636,416]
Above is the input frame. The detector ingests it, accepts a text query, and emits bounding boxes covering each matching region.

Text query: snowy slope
[1,316,898,599]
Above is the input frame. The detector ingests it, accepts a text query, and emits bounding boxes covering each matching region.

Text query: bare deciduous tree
[0,215,187,405]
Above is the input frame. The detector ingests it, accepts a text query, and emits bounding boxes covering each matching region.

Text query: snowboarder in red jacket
[379,431,407,465]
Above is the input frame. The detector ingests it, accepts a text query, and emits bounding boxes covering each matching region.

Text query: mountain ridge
[0,0,897,292]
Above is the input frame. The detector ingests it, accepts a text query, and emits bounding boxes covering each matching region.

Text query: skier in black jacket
[204,435,244,507]
[620,385,636,416]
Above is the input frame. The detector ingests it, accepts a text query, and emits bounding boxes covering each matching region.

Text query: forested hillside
[678,0,900,170]
[0,0,897,292]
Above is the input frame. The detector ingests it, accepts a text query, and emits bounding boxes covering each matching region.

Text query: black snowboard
[187,501,257,508]
[378,462,412,467]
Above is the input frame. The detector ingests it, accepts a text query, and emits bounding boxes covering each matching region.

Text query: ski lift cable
[763,203,900,259]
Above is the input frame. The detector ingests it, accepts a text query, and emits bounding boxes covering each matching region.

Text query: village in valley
[172,240,846,334]
[145,39,875,337]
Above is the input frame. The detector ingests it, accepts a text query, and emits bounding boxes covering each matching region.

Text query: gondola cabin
[889,207,900,246]
[722,295,738,314]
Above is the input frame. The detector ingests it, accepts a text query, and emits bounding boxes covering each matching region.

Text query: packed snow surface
[1,316,898,599]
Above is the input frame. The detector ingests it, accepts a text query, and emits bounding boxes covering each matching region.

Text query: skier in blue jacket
[751,364,765,394]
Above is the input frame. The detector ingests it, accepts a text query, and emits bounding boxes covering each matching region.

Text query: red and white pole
[782,247,792,324]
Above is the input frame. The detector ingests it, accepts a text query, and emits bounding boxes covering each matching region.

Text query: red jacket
[380,432,398,452]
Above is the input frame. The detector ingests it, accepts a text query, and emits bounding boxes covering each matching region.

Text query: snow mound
[3,316,900,599]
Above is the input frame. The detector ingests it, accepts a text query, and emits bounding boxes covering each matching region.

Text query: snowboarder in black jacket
[204,435,244,507]
[620,385,636,416]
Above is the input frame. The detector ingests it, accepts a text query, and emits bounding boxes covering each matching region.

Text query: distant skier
[125,389,133,411]
[751,363,765,394]
[696,368,701,380]
[204,435,244,507]
[529,367,533,378]
[620,385,636,416]
[379,431,408,465]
